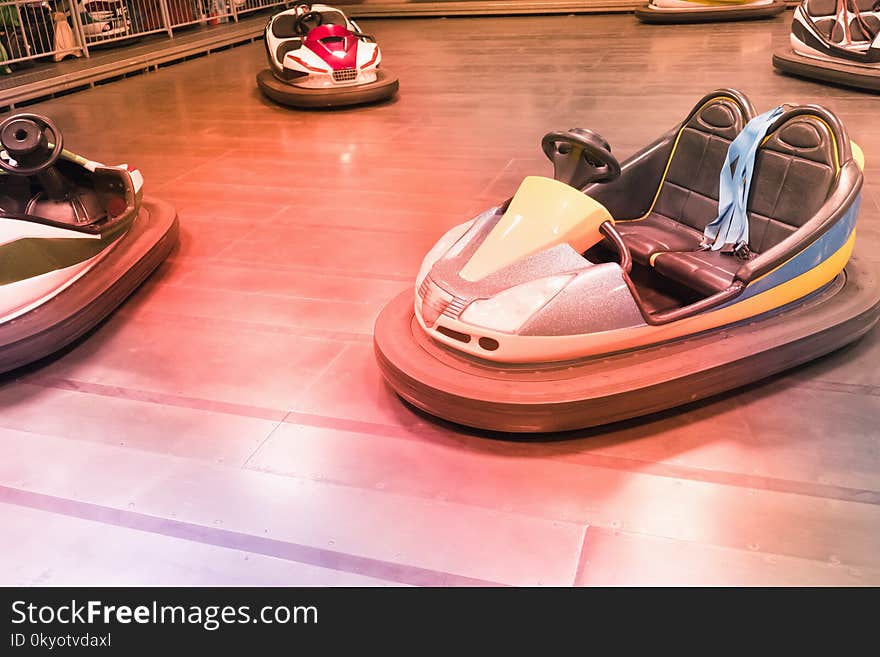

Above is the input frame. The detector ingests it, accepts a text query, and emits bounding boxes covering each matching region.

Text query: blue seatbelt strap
[702,106,784,253]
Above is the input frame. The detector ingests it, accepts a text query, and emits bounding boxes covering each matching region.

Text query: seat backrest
[745,110,839,254]
[318,10,348,26]
[272,14,300,39]
[806,0,877,16]
[651,94,753,234]
[272,10,349,41]
[804,0,879,41]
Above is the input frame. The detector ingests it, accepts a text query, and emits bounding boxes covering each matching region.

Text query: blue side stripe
[722,195,861,308]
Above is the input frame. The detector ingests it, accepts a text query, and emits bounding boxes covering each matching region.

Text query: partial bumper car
[0,114,178,374]
[635,0,785,24]
[77,0,132,44]
[374,89,879,433]
[257,3,398,108]
[773,0,880,92]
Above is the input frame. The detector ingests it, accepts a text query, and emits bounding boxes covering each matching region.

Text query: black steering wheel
[541,128,621,188]
[0,113,64,176]
[295,10,324,35]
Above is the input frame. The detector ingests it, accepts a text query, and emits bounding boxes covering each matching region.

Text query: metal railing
[0,0,290,72]
[1,1,77,69]
[234,0,288,18]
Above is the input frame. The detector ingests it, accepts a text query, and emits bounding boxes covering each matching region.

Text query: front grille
[418,278,431,299]
[332,68,358,82]
[419,276,467,320]
[443,297,468,319]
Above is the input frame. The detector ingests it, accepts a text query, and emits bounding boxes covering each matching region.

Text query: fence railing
[0,0,290,72]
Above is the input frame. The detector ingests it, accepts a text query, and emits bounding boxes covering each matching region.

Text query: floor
[0,12,272,109]
[1,12,879,587]
[0,1,632,109]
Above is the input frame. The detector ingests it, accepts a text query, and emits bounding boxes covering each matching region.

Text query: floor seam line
[0,486,506,587]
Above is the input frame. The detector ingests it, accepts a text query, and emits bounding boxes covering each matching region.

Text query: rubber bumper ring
[634,0,785,24]
[257,68,399,108]
[773,48,880,93]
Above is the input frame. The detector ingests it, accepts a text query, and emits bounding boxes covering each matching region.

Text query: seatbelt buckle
[734,242,751,260]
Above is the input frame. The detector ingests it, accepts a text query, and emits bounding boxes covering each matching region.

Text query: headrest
[759,105,851,168]
[271,14,301,39]
[318,11,348,26]
[681,89,756,141]
[804,0,837,15]
[805,0,876,16]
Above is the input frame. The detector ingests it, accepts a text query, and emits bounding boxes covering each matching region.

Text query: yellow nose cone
[459,176,613,282]
[851,141,865,171]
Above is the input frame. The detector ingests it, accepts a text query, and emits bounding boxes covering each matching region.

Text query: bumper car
[77,0,132,44]
[374,89,879,433]
[0,113,178,375]
[773,0,880,92]
[635,0,786,24]
[257,3,398,109]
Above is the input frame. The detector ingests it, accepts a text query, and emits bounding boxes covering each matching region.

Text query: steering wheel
[541,128,621,188]
[0,113,64,176]
[295,10,324,34]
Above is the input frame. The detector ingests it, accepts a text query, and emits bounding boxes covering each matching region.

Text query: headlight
[460,274,573,334]
[415,220,475,289]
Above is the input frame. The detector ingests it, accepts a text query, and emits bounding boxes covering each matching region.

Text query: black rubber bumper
[773,48,880,92]
[635,0,785,24]
[257,68,399,108]
[0,197,178,375]
[374,258,880,433]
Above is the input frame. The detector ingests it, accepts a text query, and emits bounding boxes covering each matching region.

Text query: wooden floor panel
[243,420,880,569]
[127,282,382,336]
[2,502,403,587]
[0,385,278,465]
[1,12,878,586]
[18,311,348,410]
[575,527,880,587]
[0,431,587,586]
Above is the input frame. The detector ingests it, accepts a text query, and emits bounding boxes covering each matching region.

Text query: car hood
[414,176,646,340]
[304,24,361,70]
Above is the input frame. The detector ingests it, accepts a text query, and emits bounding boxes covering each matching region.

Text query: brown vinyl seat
[617,215,703,265]
[615,92,752,265]
[651,109,839,295]
[651,250,743,297]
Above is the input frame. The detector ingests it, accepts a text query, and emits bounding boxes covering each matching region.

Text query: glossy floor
[2,12,879,586]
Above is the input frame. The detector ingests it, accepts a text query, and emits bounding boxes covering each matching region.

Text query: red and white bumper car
[257,3,398,108]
